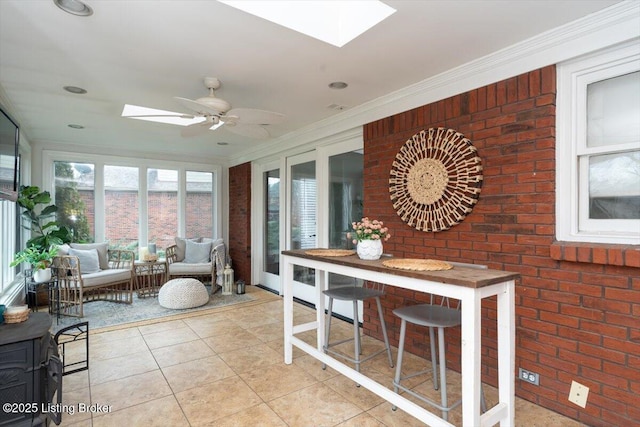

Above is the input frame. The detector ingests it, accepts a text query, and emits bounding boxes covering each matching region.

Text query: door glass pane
[328,151,364,288]
[587,71,640,147]
[148,168,178,250]
[54,161,94,242]
[291,160,316,286]
[104,165,139,250]
[186,171,213,238]
[264,169,280,275]
[589,150,640,219]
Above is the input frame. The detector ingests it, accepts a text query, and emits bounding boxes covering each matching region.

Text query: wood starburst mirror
[389,128,483,232]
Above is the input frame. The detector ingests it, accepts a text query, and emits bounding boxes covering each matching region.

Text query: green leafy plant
[12,185,71,270]
[17,185,72,249]
[10,245,59,270]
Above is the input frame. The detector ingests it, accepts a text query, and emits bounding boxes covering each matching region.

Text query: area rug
[50,287,255,333]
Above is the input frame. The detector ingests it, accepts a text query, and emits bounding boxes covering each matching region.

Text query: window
[43,151,221,254]
[147,168,178,250]
[54,161,95,242]
[186,171,213,239]
[557,41,640,245]
[105,165,139,249]
[0,200,18,294]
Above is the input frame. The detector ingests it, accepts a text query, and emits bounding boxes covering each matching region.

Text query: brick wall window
[44,152,221,253]
[556,40,640,245]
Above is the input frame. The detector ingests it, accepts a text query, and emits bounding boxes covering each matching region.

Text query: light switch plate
[568,380,589,408]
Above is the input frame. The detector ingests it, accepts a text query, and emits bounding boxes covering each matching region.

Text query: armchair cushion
[71,242,109,269]
[174,237,201,262]
[68,248,101,274]
[184,240,212,263]
[81,268,133,288]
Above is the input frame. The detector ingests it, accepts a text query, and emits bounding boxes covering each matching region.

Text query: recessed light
[63,86,87,94]
[329,81,348,90]
[68,124,84,129]
[217,142,229,146]
[53,0,93,17]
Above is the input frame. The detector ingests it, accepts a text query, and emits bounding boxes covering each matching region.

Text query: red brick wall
[361,65,639,426]
[229,163,252,284]
[80,190,213,251]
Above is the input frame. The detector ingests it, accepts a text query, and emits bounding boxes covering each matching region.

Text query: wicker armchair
[165,239,228,294]
[52,249,135,318]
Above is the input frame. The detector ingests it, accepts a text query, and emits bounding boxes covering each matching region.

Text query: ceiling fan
[128,77,285,139]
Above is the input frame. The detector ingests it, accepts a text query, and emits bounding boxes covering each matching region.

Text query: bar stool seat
[392,262,487,421]
[323,283,394,374]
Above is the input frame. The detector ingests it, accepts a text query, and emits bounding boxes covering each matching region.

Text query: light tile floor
[55,286,585,427]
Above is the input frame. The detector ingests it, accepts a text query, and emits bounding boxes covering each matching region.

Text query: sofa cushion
[168,262,211,276]
[174,237,201,262]
[81,268,132,288]
[184,240,212,263]
[71,242,109,269]
[68,248,101,274]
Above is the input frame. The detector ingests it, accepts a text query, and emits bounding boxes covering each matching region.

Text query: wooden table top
[282,249,520,289]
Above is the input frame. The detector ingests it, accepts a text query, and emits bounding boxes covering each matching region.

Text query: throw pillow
[174,237,201,262]
[70,242,109,269]
[68,248,101,274]
[184,240,212,263]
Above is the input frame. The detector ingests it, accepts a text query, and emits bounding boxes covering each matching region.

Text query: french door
[286,152,317,304]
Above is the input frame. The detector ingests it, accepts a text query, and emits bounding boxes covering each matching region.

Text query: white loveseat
[165,237,229,294]
[52,242,135,317]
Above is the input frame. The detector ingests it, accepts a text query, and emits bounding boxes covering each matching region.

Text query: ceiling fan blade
[174,96,222,116]
[124,114,195,119]
[225,108,285,125]
[225,123,270,139]
[180,120,214,137]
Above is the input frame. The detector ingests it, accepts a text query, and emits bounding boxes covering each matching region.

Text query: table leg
[283,259,294,364]
[461,290,482,426]
[498,280,516,426]
[315,269,326,352]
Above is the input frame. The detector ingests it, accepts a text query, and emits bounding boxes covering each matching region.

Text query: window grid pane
[105,165,139,249]
[186,171,213,239]
[147,168,178,251]
[54,161,95,243]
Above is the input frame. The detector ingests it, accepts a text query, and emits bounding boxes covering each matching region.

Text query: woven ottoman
[159,278,209,309]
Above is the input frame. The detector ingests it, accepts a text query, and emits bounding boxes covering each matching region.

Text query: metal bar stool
[392,262,487,421]
[323,278,394,374]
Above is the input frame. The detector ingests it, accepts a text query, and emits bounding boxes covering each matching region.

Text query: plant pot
[33,268,52,283]
[356,240,383,260]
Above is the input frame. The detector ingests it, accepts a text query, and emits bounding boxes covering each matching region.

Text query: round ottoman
[159,278,209,309]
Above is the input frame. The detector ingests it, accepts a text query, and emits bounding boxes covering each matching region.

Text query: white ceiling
[0,0,623,163]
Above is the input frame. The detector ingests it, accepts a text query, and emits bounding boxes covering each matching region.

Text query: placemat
[382,258,453,271]
[305,249,356,257]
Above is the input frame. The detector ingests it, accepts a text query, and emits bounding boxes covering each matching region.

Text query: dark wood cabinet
[0,313,61,426]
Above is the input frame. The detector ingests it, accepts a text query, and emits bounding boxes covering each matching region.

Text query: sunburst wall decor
[389,127,483,232]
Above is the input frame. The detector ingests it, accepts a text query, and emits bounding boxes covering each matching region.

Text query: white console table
[282,249,519,426]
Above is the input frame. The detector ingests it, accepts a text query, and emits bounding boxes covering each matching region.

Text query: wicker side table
[134,259,167,298]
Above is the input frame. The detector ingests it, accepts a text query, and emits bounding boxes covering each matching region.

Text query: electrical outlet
[568,381,589,408]
[518,368,539,385]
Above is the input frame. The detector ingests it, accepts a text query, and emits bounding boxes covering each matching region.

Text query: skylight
[121,104,223,130]
[218,0,396,47]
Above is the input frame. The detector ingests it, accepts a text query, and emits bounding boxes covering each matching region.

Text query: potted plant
[10,245,59,282]
[12,185,71,283]
[347,217,391,260]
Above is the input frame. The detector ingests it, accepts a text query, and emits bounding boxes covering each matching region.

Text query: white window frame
[556,40,640,245]
[42,150,223,244]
